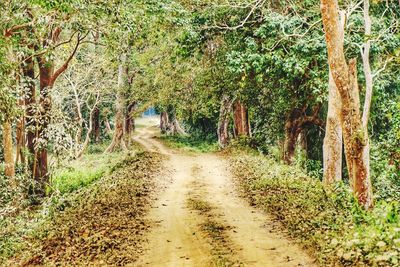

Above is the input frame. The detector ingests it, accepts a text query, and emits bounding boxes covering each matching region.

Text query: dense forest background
[1,0,400,266]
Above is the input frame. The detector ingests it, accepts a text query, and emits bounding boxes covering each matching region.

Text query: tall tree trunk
[283,112,302,165]
[23,56,40,181]
[2,121,15,177]
[321,0,373,209]
[323,10,346,184]
[92,107,100,143]
[323,71,343,183]
[233,100,250,137]
[105,54,128,153]
[36,55,55,186]
[217,94,232,148]
[359,0,373,194]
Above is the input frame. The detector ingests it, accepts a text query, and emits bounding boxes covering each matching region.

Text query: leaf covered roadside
[228,149,400,266]
[2,152,163,266]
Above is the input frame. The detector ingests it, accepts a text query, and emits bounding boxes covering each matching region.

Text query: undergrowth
[50,150,125,194]
[0,150,162,266]
[160,134,218,153]
[229,149,400,266]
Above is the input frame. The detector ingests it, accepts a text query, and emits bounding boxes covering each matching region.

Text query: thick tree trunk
[24,57,39,179]
[170,118,187,135]
[233,100,250,137]
[321,0,373,209]
[92,107,101,142]
[283,112,302,165]
[105,54,128,153]
[217,94,232,148]
[105,102,126,153]
[323,71,343,183]
[160,112,169,134]
[36,55,54,185]
[2,121,15,177]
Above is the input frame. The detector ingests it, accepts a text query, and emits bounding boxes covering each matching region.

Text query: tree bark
[321,0,373,209]
[15,100,26,165]
[36,54,54,184]
[160,112,169,134]
[2,121,15,177]
[92,107,101,142]
[105,54,128,153]
[24,56,39,179]
[170,118,187,135]
[283,105,323,164]
[124,101,136,146]
[233,100,250,137]
[217,94,232,148]
[283,109,302,164]
[323,71,343,183]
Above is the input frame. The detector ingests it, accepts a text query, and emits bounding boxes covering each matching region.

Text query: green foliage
[230,149,400,266]
[50,145,124,194]
[161,134,218,153]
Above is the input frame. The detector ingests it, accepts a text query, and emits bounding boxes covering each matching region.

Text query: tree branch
[50,31,89,87]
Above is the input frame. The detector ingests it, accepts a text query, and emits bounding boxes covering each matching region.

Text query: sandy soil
[135,118,316,267]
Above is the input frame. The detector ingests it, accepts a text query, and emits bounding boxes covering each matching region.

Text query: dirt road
[135,118,316,267]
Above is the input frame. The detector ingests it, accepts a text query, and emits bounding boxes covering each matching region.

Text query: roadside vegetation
[0,142,162,266]
[229,147,400,266]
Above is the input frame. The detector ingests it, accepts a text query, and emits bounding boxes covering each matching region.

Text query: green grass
[160,134,218,153]
[50,145,125,194]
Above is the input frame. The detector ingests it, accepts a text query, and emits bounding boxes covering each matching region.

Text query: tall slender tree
[321,0,373,209]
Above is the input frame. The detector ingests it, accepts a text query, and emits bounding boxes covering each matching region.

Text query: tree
[105,54,129,153]
[323,11,345,184]
[321,0,373,209]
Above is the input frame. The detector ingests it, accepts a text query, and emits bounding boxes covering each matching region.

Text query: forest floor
[134,117,316,266]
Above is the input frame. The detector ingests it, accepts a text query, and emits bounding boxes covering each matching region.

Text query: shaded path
[135,118,316,267]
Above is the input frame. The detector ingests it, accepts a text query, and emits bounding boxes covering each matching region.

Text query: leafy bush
[229,150,400,266]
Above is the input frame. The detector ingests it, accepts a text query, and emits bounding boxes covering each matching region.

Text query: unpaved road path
[135,118,316,267]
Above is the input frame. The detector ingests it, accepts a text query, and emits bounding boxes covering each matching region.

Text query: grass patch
[50,145,126,194]
[186,195,241,266]
[229,149,400,266]
[160,135,218,153]
[187,197,213,213]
